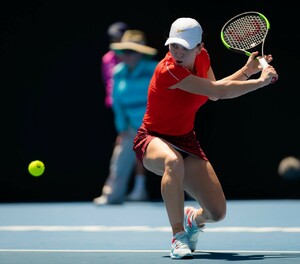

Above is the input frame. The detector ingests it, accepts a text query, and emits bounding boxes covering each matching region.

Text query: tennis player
[133,17,278,259]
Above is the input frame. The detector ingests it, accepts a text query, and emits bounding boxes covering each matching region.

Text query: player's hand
[261,65,278,84]
[245,51,274,75]
[257,54,273,71]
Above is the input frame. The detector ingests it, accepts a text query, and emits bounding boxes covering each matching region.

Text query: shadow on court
[2,251,300,264]
[161,251,300,262]
[196,251,300,261]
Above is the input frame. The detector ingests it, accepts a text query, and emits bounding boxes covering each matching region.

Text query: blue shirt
[112,58,157,133]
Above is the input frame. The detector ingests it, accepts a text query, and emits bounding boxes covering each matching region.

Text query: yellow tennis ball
[28,160,45,177]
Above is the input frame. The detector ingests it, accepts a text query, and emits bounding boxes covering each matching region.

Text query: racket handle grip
[258,57,269,69]
[258,57,277,84]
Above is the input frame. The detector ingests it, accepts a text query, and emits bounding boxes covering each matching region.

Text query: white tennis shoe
[170,231,192,259]
[184,206,205,252]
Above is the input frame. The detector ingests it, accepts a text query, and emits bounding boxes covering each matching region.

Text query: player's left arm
[219,51,273,82]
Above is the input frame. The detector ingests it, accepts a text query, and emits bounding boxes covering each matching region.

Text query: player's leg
[183,155,227,225]
[182,156,226,252]
[143,137,192,259]
[143,137,186,234]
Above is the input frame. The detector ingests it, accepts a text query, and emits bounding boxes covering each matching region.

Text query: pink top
[101,50,121,108]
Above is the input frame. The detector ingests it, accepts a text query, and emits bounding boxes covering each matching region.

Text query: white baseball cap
[165,17,203,49]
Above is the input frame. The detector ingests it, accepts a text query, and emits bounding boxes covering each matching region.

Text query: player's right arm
[172,66,277,100]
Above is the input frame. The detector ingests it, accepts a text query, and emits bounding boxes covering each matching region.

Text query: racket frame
[220,11,277,83]
[220,11,270,60]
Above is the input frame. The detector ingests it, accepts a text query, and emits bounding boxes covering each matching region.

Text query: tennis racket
[220,11,277,83]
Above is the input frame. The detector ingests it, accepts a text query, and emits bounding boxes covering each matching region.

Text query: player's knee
[209,205,226,222]
[164,153,184,176]
[212,211,226,222]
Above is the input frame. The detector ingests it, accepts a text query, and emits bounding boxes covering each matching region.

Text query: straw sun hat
[110,30,157,56]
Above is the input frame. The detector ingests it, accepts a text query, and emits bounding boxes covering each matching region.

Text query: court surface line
[0,226,300,232]
[0,249,300,253]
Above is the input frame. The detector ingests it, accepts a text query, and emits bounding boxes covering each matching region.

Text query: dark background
[1,1,299,202]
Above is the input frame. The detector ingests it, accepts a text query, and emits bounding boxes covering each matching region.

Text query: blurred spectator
[278,156,300,181]
[94,29,158,205]
[102,21,129,108]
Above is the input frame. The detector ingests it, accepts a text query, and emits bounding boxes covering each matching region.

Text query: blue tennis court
[0,200,299,263]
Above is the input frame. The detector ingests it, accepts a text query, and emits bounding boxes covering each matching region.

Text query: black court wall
[1,1,299,202]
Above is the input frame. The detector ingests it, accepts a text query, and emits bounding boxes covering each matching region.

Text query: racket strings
[223,15,268,51]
